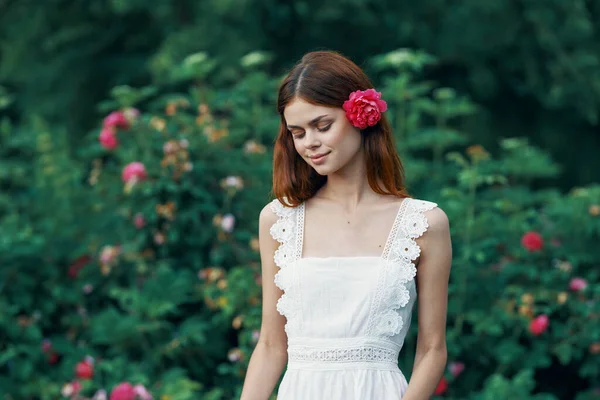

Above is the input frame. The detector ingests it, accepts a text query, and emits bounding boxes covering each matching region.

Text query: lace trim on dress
[269,199,303,335]
[372,198,438,337]
[288,345,399,363]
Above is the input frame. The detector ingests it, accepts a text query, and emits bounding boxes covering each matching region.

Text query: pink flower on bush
[100,245,120,265]
[134,213,146,229]
[110,382,136,400]
[103,111,130,130]
[41,339,52,353]
[123,107,140,124]
[122,162,147,183]
[342,89,387,129]
[99,127,119,150]
[61,381,82,397]
[228,348,244,362]
[93,389,108,400]
[521,231,544,252]
[221,213,236,233]
[133,384,153,400]
[448,361,465,377]
[569,277,587,291]
[529,314,549,336]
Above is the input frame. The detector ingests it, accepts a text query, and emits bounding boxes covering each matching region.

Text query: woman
[240,50,452,400]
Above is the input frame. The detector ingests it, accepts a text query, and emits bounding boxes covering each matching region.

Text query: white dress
[269,197,438,400]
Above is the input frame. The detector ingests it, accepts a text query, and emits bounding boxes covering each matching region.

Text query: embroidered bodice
[269,197,437,372]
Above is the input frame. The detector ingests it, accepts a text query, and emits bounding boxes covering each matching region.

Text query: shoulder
[259,200,279,226]
[407,198,449,234]
[424,207,450,234]
[259,198,298,229]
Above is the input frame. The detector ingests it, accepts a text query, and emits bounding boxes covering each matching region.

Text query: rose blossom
[521,231,544,252]
[93,390,108,400]
[448,361,465,377]
[228,348,243,362]
[99,246,120,265]
[103,111,130,130]
[434,376,448,395]
[342,89,388,129]
[134,213,146,229]
[75,359,94,379]
[123,107,140,124]
[133,384,153,400]
[99,127,119,150]
[110,382,136,400]
[221,213,236,233]
[529,314,549,335]
[41,339,52,353]
[61,381,82,397]
[569,277,587,291]
[122,162,147,183]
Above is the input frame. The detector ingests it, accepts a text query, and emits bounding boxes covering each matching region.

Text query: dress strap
[383,198,438,264]
[368,197,438,337]
[268,199,304,335]
[269,199,303,269]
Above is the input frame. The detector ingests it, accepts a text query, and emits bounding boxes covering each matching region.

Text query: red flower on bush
[103,111,130,130]
[122,162,148,183]
[68,255,91,279]
[342,89,387,129]
[99,127,119,150]
[134,213,146,229]
[48,351,59,364]
[434,376,448,395]
[110,382,136,400]
[529,314,549,335]
[521,231,544,252]
[75,359,94,379]
[569,277,587,291]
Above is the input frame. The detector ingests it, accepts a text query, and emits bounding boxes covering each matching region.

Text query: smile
[309,152,330,165]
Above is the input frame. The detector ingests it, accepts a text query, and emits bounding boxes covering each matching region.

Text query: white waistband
[287,360,401,371]
[286,336,402,371]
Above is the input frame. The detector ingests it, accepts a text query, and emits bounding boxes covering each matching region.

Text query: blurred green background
[1,1,599,399]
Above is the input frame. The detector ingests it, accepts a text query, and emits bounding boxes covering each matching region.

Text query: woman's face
[283,97,363,176]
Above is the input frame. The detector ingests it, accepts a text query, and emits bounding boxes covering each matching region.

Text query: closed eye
[317,124,332,132]
[289,123,332,139]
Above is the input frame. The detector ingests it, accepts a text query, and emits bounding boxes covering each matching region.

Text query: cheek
[331,127,361,152]
[292,139,304,156]
[327,126,353,147]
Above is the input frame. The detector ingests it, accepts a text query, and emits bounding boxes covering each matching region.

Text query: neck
[317,150,376,210]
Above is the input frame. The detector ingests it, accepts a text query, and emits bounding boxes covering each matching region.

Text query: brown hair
[273,50,408,207]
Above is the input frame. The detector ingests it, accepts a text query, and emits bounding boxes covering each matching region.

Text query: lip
[309,152,330,165]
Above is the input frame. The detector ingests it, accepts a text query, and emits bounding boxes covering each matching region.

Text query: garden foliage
[0,49,599,399]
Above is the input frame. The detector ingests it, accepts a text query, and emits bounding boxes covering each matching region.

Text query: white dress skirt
[269,197,438,399]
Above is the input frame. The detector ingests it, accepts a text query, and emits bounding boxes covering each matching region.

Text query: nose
[303,129,321,149]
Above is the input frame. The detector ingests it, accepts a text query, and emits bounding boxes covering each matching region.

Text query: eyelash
[292,124,332,139]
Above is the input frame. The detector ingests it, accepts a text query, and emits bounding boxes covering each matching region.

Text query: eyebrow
[287,114,330,130]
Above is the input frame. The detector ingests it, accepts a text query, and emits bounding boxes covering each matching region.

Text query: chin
[313,168,329,176]
[311,164,337,176]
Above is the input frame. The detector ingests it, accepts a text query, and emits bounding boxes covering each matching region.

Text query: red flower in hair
[342,89,387,129]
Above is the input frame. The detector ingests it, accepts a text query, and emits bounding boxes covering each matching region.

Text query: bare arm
[240,204,288,400]
[402,207,452,400]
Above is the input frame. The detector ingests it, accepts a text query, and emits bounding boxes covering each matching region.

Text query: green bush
[0,50,598,399]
